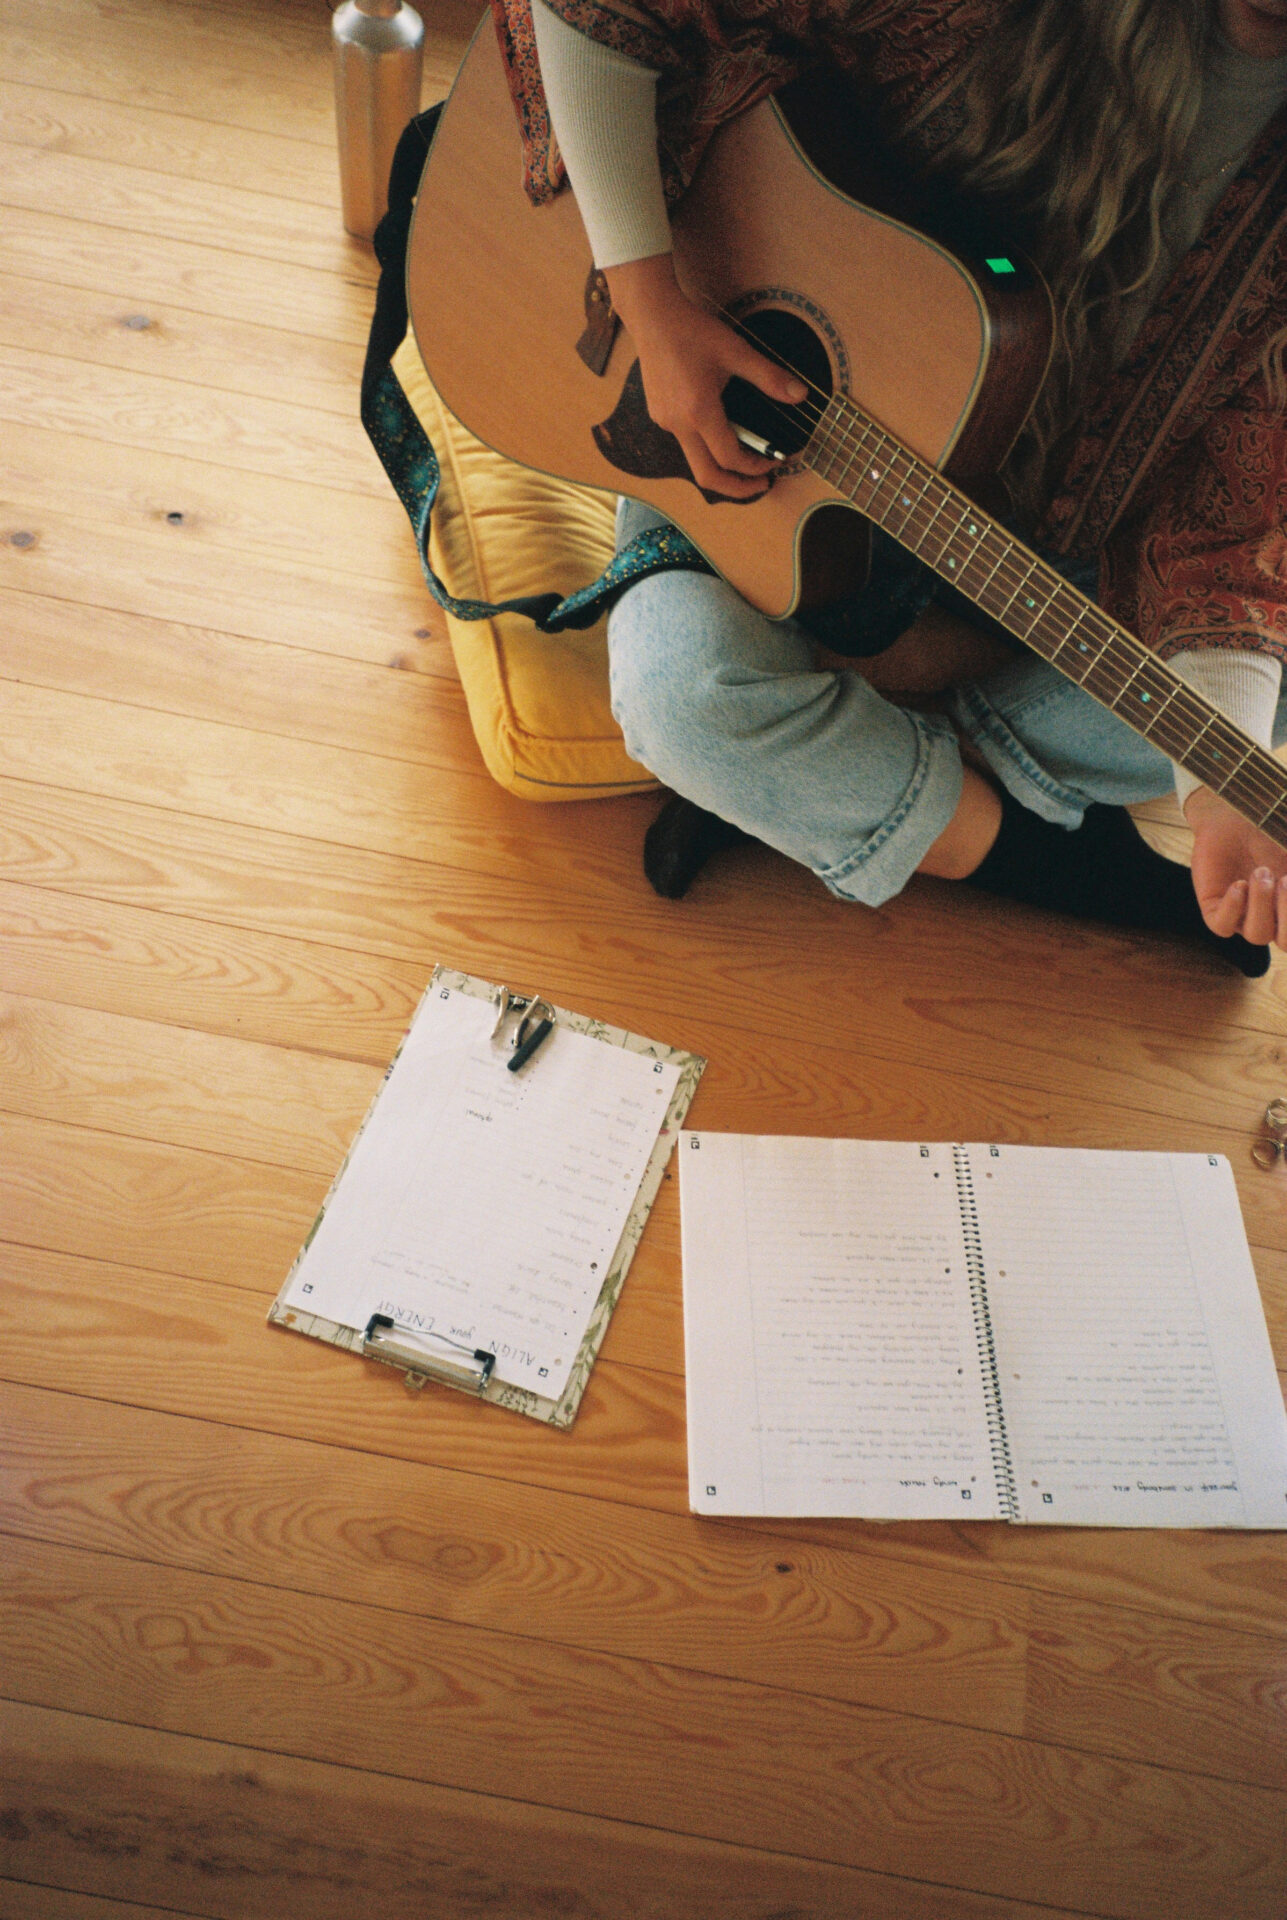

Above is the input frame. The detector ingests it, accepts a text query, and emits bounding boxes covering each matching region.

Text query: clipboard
[268,965,704,1427]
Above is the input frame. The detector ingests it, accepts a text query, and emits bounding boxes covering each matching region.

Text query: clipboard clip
[490,985,557,1072]
[363,1313,496,1395]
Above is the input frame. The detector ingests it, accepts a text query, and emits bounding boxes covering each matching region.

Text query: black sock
[643,796,750,899]
[965,790,1271,976]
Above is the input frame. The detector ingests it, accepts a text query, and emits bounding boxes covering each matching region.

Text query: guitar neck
[806,394,1287,849]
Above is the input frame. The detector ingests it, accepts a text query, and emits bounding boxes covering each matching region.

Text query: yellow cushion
[391,331,657,801]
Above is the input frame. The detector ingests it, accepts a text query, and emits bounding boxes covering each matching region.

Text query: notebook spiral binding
[952,1144,1019,1521]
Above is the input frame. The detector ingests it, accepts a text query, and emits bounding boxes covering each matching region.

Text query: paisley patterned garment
[491,0,1287,664]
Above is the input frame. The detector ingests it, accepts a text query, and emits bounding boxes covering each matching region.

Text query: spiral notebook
[269,967,703,1427]
[680,1133,1287,1528]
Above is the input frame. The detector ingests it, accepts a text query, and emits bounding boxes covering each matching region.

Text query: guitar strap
[360,106,716,636]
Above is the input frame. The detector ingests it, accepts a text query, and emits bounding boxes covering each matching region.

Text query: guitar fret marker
[804,393,1287,849]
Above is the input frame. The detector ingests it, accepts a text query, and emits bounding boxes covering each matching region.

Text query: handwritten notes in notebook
[680,1134,1287,1528]
[279,981,682,1402]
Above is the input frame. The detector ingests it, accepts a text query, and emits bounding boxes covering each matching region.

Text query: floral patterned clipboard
[267,964,705,1428]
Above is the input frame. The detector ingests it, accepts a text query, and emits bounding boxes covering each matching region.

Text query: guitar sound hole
[722,308,833,458]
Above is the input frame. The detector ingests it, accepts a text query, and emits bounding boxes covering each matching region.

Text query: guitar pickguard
[591,363,745,506]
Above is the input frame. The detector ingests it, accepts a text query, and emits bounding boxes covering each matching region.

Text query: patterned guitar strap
[360,105,714,636]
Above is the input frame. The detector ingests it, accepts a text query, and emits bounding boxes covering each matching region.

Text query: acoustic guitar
[407,24,1287,850]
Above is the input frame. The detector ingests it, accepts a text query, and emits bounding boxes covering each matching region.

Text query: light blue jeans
[608,498,1287,906]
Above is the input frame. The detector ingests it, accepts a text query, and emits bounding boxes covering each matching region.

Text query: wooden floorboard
[0,1385,1030,1737]
[5,1379,1287,1792]
[0,204,375,346]
[0,342,388,494]
[0,1879,211,1920]
[0,591,462,755]
[2,2,1285,1914]
[1,741,1283,1107]
[5,1531,1286,1919]
[3,1243,1285,1637]
[0,77,346,207]
[0,291,367,418]
[0,1702,1085,1920]
[0,876,430,1062]
[0,508,437,664]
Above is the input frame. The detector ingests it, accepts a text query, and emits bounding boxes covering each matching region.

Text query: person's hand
[1185,786,1287,948]
[604,253,807,499]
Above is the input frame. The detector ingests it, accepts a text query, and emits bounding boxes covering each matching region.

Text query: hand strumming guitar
[603,253,807,499]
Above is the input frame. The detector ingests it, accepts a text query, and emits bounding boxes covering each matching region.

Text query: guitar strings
[705,301,1287,817]
[707,306,1287,813]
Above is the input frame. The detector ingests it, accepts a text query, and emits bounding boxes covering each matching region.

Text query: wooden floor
[2,3,1287,1916]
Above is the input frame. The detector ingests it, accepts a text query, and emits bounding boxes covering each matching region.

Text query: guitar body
[403,26,1287,848]
[407,26,1054,619]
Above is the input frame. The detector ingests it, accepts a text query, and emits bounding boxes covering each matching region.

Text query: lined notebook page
[281,984,680,1399]
[680,1133,1002,1518]
[969,1147,1287,1528]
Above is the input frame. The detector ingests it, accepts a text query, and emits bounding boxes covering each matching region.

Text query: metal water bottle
[332,0,424,239]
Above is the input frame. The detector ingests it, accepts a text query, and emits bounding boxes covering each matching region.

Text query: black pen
[508,1015,554,1072]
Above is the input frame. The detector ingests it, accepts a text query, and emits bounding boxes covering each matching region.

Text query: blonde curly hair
[935,0,1285,521]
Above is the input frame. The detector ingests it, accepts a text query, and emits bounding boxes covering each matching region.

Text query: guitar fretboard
[805,395,1287,848]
